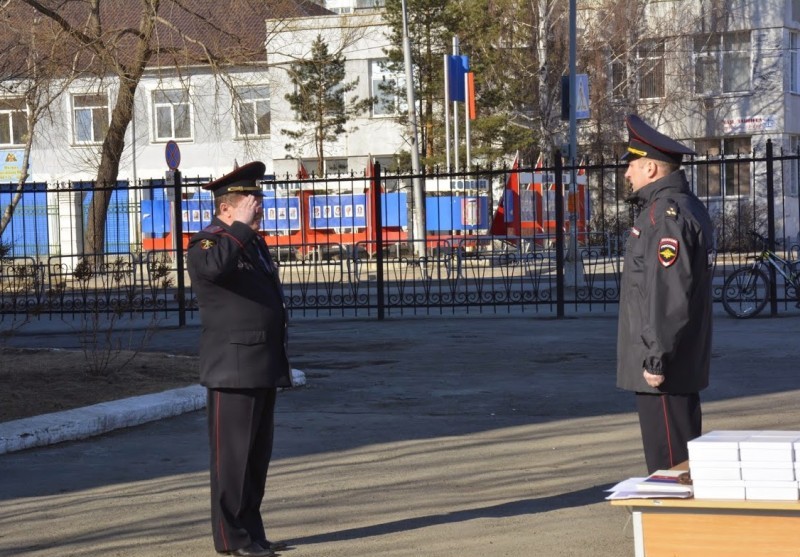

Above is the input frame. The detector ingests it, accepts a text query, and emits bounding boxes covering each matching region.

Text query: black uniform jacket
[616,170,714,394]
[187,217,292,389]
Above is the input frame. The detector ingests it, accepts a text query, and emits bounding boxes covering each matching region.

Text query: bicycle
[721,231,800,318]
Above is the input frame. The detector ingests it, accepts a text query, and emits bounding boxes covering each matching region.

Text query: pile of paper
[605,469,693,501]
[689,430,800,501]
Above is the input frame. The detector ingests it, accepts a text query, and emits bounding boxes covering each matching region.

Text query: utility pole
[401,0,426,257]
[566,0,579,287]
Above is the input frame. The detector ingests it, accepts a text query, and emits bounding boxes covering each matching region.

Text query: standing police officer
[617,115,715,474]
[187,161,291,557]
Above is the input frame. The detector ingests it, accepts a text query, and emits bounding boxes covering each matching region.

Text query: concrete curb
[0,369,307,455]
[0,385,207,455]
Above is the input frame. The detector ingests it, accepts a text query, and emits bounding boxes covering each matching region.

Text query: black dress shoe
[229,542,276,557]
[259,539,288,551]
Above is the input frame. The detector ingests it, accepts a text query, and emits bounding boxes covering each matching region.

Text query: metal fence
[2,142,799,321]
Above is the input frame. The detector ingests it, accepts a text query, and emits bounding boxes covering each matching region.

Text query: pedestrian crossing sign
[576,74,590,120]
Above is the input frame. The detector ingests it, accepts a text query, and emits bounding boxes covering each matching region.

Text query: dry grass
[0,347,199,422]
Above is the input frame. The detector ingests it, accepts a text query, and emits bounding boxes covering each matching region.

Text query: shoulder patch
[658,237,679,267]
[200,239,216,250]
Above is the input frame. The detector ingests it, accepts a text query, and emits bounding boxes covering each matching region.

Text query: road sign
[576,74,590,120]
[165,140,181,170]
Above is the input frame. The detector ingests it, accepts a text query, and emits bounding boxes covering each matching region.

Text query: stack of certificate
[688,430,800,501]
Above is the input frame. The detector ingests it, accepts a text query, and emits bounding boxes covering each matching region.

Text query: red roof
[0,0,333,77]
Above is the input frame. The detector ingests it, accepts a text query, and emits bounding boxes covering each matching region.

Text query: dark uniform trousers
[208,387,277,552]
[636,392,701,474]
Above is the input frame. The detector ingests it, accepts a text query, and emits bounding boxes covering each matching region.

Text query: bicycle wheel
[721,267,770,318]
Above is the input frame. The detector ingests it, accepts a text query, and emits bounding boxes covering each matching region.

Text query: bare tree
[0,8,77,237]
[8,0,302,255]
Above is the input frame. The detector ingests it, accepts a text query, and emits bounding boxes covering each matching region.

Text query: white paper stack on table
[688,430,800,501]
[604,475,692,500]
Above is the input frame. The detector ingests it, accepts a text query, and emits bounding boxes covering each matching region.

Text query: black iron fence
[2,141,799,321]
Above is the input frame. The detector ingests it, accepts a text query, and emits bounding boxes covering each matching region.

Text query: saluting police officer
[617,115,715,474]
[187,161,292,557]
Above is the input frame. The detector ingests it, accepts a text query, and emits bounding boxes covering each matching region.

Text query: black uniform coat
[616,170,714,394]
[187,217,292,389]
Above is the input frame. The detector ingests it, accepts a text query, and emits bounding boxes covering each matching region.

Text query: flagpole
[452,37,459,174]
[465,72,471,170]
[443,54,451,171]
[401,0,426,258]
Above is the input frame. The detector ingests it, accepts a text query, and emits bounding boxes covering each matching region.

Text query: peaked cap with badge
[204,160,266,198]
[621,114,696,165]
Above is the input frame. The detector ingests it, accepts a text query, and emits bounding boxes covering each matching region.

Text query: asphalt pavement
[1,308,799,557]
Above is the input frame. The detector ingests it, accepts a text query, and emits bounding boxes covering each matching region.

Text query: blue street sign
[165,140,181,170]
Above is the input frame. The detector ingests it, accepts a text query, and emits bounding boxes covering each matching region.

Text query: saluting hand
[232,195,263,230]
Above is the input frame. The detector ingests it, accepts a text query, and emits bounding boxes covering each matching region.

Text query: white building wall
[267,12,406,177]
[24,68,274,183]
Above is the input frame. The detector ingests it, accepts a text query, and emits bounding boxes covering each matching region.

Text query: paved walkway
[1,309,799,556]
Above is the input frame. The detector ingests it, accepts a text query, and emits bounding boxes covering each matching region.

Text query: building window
[695,137,751,198]
[370,60,403,116]
[235,86,270,137]
[327,0,384,12]
[787,137,799,197]
[325,158,348,175]
[153,89,191,141]
[0,98,28,146]
[72,93,109,144]
[791,32,800,94]
[694,32,751,95]
[635,40,665,99]
[794,0,800,23]
[610,53,628,100]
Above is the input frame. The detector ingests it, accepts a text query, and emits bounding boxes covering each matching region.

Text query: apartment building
[583,0,800,238]
[0,3,402,184]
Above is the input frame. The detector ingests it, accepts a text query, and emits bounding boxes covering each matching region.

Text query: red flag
[467,72,476,120]
[489,152,520,236]
[297,160,310,180]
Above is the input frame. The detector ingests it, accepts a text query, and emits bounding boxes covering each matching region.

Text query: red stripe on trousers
[660,395,675,468]
[215,392,230,552]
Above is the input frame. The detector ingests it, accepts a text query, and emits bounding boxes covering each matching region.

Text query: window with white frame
[153,89,191,141]
[635,40,665,99]
[693,32,751,95]
[791,32,800,94]
[370,60,403,116]
[72,93,109,144]
[695,137,751,198]
[0,97,28,146]
[235,86,270,137]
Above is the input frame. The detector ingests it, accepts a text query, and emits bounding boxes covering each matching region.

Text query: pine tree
[282,35,373,173]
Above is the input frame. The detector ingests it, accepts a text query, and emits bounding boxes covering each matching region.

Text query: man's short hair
[214,192,243,214]
[657,160,681,175]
